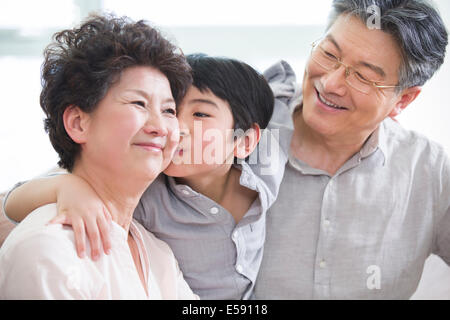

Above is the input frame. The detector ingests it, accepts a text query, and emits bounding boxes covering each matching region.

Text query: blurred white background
[0,0,449,298]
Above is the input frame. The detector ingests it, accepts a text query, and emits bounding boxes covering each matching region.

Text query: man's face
[302,14,405,141]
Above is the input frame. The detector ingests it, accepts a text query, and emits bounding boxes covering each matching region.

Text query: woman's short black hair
[186,53,274,132]
[40,14,192,171]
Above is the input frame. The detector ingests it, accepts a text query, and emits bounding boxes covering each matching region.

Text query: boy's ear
[389,86,421,119]
[63,105,90,144]
[234,124,261,159]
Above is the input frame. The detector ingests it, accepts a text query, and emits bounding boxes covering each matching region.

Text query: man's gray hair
[327,0,448,91]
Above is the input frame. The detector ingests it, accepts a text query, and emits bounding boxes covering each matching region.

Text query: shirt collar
[164,164,265,219]
[359,120,388,166]
[288,115,389,173]
[165,162,260,192]
[165,175,200,198]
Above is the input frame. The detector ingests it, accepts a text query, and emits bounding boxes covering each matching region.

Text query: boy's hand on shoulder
[48,174,112,261]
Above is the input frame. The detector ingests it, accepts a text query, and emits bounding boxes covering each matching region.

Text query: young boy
[3,54,297,299]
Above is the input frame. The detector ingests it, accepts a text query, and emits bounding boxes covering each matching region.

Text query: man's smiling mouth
[316,89,348,110]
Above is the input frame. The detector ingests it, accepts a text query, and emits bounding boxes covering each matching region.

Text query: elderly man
[254,0,450,299]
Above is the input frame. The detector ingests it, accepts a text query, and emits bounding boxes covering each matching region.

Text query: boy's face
[163,86,237,178]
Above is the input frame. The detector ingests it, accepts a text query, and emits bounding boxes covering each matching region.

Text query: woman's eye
[193,112,210,118]
[132,101,146,108]
[164,108,177,116]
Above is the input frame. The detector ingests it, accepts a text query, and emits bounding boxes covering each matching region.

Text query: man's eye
[355,72,371,83]
[324,50,338,60]
[193,112,210,118]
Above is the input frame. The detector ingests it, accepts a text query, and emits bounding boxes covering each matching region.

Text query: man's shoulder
[383,118,447,161]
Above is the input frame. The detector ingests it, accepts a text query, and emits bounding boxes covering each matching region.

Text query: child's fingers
[85,216,102,261]
[103,207,112,225]
[71,217,87,259]
[48,213,70,225]
[98,213,112,255]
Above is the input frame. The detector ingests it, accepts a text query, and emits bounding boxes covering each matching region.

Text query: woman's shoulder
[0,204,79,261]
[0,204,103,299]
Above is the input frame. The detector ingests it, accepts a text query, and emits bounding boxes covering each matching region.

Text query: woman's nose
[143,111,169,137]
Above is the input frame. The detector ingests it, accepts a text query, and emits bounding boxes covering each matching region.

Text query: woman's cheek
[110,108,142,136]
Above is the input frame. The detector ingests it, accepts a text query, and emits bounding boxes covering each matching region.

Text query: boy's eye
[193,112,210,118]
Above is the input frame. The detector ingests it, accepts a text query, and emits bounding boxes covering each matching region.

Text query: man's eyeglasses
[310,40,400,95]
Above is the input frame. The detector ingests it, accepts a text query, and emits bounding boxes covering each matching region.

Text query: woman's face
[82,66,179,181]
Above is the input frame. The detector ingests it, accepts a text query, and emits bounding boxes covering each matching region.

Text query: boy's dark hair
[40,14,192,172]
[186,53,274,131]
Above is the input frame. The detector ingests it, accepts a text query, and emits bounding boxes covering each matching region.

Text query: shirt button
[232,231,238,241]
[236,264,243,273]
[324,219,331,228]
[319,260,327,268]
[182,190,190,195]
[210,207,219,215]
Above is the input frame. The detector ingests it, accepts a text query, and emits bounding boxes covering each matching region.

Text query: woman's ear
[63,105,90,144]
[389,86,422,118]
[234,124,261,160]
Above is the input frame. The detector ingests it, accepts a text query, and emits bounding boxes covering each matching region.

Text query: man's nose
[320,65,348,96]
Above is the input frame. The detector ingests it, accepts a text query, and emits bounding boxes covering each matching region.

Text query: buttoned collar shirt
[254,110,450,299]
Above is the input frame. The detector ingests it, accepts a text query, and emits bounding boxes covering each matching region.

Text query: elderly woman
[0,15,197,299]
